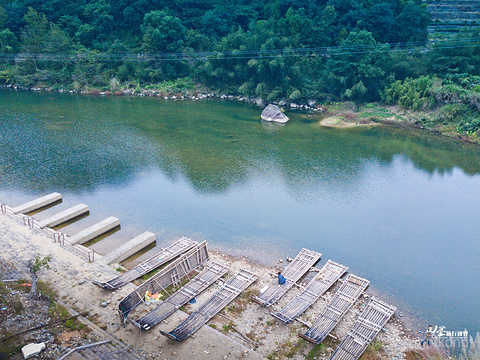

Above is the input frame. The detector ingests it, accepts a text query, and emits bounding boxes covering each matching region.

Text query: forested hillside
[0,0,429,98]
[1,0,480,135]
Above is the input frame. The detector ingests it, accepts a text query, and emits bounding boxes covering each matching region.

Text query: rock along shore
[0,84,324,112]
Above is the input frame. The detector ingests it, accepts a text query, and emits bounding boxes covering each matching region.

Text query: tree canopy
[0,0,463,103]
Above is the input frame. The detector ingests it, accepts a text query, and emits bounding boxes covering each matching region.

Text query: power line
[1,37,480,62]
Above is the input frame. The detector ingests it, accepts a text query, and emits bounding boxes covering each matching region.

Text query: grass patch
[156,273,195,297]
[37,281,57,304]
[6,279,32,293]
[368,339,384,352]
[145,78,196,94]
[0,281,26,312]
[267,339,308,359]
[404,348,448,360]
[49,303,69,319]
[0,333,24,358]
[306,344,327,360]
[289,324,300,335]
[64,318,85,331]
[240,288,260,300]
[359,340,384,360]
[222,321,235,333]
[0,282,8,298]
[141,268,160,280]
[225,287,259,317]
[226,304,245,315]
[13,299,23,314]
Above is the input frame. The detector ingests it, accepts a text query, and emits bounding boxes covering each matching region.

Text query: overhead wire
[1,36,479,62]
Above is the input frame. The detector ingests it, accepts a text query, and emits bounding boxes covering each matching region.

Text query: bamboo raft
[131,262,229,331]
[118,242,209,324]
[271,260,348,324]
[93,237,197,290]
[329,299,396,360]
[300,274,370,344]
[160,268,257,342]
[251,248,321,307]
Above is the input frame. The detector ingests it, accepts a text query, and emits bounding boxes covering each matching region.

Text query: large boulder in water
[261,104,289,124]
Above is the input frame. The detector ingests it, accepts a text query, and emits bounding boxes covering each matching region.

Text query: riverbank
[313,102,480,145]
[2,84,478,146]
[0,211,423,360]
[0,84,320,112]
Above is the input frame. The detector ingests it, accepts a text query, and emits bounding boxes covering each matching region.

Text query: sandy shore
[319,117,379,128]
[0,211,421,359]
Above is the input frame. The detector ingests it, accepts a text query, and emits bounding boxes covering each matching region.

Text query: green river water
[1,89,479,334]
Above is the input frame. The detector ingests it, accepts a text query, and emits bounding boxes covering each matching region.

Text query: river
[1,89,479,334]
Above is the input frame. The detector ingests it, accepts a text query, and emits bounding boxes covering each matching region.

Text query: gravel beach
[0,210,421,359]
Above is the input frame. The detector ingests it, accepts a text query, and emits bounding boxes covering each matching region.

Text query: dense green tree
[389,51,427,81]
[141,10,186,53]
[394,1,430,43]
[0,28,16,52]
[428,29,480,76]
[0,5,16,53]
[313,5,338,47]
[75,0,114,48]
[3,1,26,33]
[363,3,395,43]
[17,7,71,81]
[0,5,8,29]
[58,15,83,37]
[20,7,49,54]
[382,75,432,109]
[0,0,435,101]
[324,29,391,101]
[21,8,71,54]
[140,11,189,79]
[199,5,257,38]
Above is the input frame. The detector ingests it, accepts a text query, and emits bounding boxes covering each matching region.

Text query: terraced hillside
[427,0,480,32]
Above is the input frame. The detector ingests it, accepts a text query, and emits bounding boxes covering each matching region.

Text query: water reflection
[1,90,480,195]
[1,90,480,332]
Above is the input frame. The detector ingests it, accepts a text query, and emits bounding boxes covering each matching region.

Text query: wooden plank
[251,248,322,307]
[131,262,229,330]
[300,274,369,345]
[36,204,89,228]
[12,193,62,214]
[118,242,209,324]
[329,299,396,360]
[160,269,257,342]
[271,260,347,324]
[93,237,197,290]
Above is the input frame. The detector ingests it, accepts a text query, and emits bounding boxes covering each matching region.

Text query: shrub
[382,76,432,110]
[65,318,84,331]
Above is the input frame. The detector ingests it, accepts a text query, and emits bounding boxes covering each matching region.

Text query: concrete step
[12,193,62,214]
[70,216,120,245]
[79,344,143,359]
[36,204,89,228]
[103,231,156,264]
[64,352,88,360]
